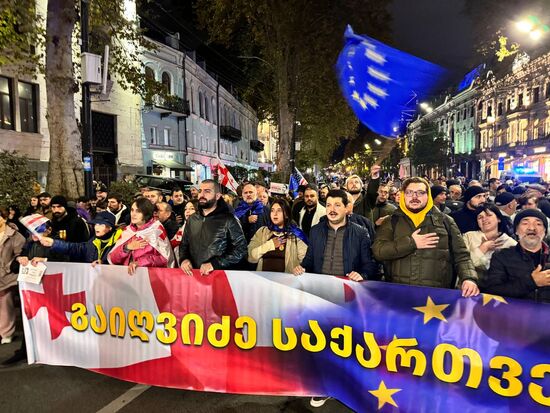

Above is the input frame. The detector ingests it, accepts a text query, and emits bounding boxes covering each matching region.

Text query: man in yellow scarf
[373,177,479,297]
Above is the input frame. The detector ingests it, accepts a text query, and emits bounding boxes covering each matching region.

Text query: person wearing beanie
[431,185,451,214]
[486,208,550,303]
[39,211,122,264]
[494,192,517,235]
[50,195,90,246]
[373,177,479,296]
[450,186,489,233]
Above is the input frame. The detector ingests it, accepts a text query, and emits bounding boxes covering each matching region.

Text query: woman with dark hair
[24,196,40,217]
[7,205,26,236]
[463,204,517,286]
[248,198,308,273]
[108,197,175,274]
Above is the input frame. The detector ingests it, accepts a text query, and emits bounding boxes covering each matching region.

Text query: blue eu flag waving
[336,25,449,138]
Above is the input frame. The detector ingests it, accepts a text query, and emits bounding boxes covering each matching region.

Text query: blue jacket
[301,220,379,280]
[50,229,122,263]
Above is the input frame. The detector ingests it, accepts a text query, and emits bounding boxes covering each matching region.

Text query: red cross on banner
[214,157,239,193]
[21,273,86,340]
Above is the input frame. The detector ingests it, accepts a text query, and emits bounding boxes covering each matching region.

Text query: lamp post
[80,0,94,198]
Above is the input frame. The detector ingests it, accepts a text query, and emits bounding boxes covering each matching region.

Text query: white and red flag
[19,214,50,236]
[212,156,239,194]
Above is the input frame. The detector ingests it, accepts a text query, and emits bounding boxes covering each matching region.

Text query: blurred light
[374,139,382,145]
[426,107,433,113]
[487,115,495,124]
[364,143,370,149]
[498,152,507,158]
[516,20,533,33]
[530,29,543,40]
[420,102,429,109]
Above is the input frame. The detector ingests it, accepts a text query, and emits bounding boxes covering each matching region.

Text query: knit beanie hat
[513,209,548,232]
[431,185,448,199]
[50,195,68,209]
[463,186,487,203]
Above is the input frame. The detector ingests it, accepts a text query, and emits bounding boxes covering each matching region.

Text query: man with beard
[486,209,550,302]
[50,195,90,247]
[318,184,329,206]
[450,186,489,233]
[372,184,396,227]
[107,193,130,226]
[345,165,381,221]
[297,185,326,238]
[179,180,247,276]
[235,183,269,243]
[373,177,479,296]
[38,192,53,220]
[95,183,108,203]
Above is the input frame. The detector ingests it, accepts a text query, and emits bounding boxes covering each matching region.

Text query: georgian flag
[212,156,239,194]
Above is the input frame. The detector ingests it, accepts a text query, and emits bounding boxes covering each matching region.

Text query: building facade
[477,51,550,181]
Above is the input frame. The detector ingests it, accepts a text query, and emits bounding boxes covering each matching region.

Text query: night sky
[391,0,475,73]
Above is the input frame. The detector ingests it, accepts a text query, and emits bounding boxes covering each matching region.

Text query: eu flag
[336,25,449,138]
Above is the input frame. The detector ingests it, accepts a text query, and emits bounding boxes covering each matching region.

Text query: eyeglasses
[404,190,428,197]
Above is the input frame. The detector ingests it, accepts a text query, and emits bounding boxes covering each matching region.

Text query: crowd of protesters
[1,168,550,406]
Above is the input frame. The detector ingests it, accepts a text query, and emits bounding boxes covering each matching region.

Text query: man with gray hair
[156,202,179,240]
[486,209,550,302]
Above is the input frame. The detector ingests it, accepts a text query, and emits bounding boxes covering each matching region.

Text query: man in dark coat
[345,165,381,222]
[50,195,90,244]
[486,209,550,303]
[179,180,247,276]
[294,189,378,281]
[450,186,489,234]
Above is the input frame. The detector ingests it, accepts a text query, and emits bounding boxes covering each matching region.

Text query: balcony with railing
[250,139,265,152]
[220,125,242,142]
[145,95,190,118]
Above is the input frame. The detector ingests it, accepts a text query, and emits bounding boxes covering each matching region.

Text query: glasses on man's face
[404,190,428,198]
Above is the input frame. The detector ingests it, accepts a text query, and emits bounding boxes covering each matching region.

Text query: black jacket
[352,178,380,221]
[160,218,180,240]
[50,207,90,243]
[486,243,550,303]
[450,205,479,234]
[445,199,464,212]
[301,220,379,280]
[179,198,247,269]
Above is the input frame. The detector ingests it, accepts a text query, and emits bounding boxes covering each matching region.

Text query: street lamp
[364,143,370,149]
[374,138,382,145]
[515,16,549,41]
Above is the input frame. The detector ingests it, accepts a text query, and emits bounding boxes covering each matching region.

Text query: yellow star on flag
[413,296,449,324]
[482,293,508,306]
[379,335,398,351]
[369,380,401,409]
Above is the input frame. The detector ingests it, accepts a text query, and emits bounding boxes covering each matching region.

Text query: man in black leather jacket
[179,180,247,276]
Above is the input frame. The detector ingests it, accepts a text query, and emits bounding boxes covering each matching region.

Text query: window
[150,126,158,145]
[190,86,195,113]
[199,91,204,118]
[487,105,492,117]
[533,87,540,104]
[145,67,155,81]
[163,128,171,146]
[470,106,474,117]
[546,84,550,99]
[0,76,14,130]
[204,95,209,121]
[518,93,524,107]
[211,98,216,124]
[161,72,171,95]
[18,81,37,133]
[457,111,461,122]
[498,102,503,116]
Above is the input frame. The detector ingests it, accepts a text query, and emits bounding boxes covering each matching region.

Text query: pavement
[0,303,354,413]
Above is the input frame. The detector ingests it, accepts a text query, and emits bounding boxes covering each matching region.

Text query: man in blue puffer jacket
[39,211,122,263]
[293,189,379,281]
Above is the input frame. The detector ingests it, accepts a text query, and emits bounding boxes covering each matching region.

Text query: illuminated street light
[374,138,382,145]
[516,20,533,33]
[426,107,433,113]
[364,143,370,149]
[530,29,543,40]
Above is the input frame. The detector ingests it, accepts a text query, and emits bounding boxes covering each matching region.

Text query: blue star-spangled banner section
[336,25,449,138]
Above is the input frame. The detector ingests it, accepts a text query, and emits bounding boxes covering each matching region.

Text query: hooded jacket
[373,185,477,288]
[179,198,247,269]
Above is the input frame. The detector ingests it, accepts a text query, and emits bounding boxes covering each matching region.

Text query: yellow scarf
[399,186,434,228]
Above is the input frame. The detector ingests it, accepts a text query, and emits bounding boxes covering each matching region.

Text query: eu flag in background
[336,25,449,138]
[289,168,308,199]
